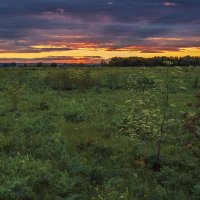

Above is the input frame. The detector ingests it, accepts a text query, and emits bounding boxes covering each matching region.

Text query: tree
[36,62,44,67]
[10,62,17,67]
[100,60,107,67]
[107,56,200,67]
[50,63,58,68]
[119,66,180,171]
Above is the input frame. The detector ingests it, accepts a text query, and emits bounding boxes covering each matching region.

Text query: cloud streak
[163,2,177,7]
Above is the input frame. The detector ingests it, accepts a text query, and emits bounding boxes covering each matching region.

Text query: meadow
[0,66,200,200]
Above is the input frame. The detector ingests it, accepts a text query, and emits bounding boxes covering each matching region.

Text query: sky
[0,0,200,63]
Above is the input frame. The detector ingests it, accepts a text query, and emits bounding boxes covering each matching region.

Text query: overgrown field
[0,67,200,200]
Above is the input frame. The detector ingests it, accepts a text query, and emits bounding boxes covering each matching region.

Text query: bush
[0,156,53,200]
[0,179,35,200]
[192,184,200,199]
[101,73,125,89]
[92,186,128,200]
[192,77,199,89]
[134,75,155,89]
[19,113,56,134]
[37,101,50,111]
[45,69,94,91]
[63,100,90,123]
[63,111,88,123]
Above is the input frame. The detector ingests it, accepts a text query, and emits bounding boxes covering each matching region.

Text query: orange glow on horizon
[0,46,200,63]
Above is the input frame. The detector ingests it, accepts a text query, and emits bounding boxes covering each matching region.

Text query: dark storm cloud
[0,0,199,53]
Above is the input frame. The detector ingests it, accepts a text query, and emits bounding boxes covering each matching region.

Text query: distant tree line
[1,56,200,67]
[101,56,200,67]
[0,62,97,68]
[0,62,59,68]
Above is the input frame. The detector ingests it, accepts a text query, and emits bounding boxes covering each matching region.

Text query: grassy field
[0,67,200,200]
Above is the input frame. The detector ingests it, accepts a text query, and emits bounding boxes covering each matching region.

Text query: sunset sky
[0,0,200,63]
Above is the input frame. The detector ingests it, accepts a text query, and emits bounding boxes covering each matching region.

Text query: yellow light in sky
[0,47,200,62]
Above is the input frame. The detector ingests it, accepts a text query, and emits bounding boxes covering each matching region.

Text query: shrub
[45,69,94,91]
[192,77,199,89]
[0,156,52,200]
[118,95,162,141]
[0,179,35,200]
[103,73,124,89]
[133,75,155,89]
[92,185,128,200]
[4,83,26,112]
[192,184,200,199]
[63,111,88,123]
[89,143,113,158]
[37,101,50,111]
[19,113,55,134]
[63,100,90,123]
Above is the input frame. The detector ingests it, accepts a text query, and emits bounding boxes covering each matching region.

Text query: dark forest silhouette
[1,56,200,67]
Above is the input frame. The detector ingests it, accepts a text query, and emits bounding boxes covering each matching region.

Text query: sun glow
[0,46,200,63]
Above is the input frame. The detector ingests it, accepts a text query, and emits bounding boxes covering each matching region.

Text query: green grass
[0,67,200,200]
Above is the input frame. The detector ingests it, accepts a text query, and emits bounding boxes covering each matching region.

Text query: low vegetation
[0,66,200,200]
